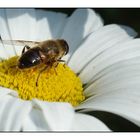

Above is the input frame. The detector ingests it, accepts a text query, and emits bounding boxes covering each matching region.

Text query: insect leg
[57,59,66,67]
[58,59,65,62]
[52,62,58,75]
[22,45,30,54]
[10,65,18,68]
[36,65,49,86]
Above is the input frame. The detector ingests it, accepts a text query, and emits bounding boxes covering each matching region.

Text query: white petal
[0,9,36,57]
[0,9,11,40]
[0,87,17,98]
[120,25,138,37]
[71,113,110,131]
[3,9,36,40]
[0,95,32,131]
[0,9,17,57]
[21,114,40,131]
[35,9,67,40]
[77,90,140,127]
[84,57,140,96]
[32,99,110,131]
[79,39,140,84]
[61,9,103,60]
[68,24,136,74]
[32,99,75,131]
[77,58,140,127]
[22,107,50,131]
[0,44,8,59]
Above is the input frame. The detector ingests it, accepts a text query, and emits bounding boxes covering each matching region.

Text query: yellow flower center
[0,56,85,106]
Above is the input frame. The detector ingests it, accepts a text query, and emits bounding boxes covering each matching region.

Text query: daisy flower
[0,8,139,131]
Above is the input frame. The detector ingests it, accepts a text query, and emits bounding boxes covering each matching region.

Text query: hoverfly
[0,37,69,86]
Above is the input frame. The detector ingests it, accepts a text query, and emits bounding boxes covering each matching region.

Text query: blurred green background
[47,8,140,36]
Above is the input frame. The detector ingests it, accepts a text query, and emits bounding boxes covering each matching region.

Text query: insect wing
[0,40,40,47]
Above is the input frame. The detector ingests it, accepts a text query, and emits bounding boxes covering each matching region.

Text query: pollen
[0,56,85,106]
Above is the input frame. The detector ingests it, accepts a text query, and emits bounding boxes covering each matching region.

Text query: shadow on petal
[85,111,140,132]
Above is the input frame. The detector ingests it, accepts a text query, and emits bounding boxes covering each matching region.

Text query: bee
[0,37,69,86]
